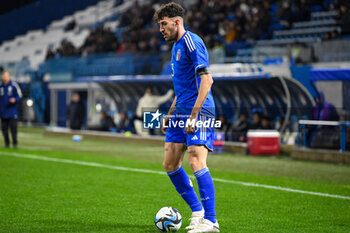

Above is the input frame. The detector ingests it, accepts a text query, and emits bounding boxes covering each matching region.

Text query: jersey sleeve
[12,82,23,102]
[184,34,209,72]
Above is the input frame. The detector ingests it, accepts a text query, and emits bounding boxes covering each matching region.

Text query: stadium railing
[297,120,350,152]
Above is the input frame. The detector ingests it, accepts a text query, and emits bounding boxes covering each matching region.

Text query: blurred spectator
[323,30,341,41]
[117,112,130,133]
[29,72,45,124]
[100,111,116,132]
[45,48,55,61]
[293,0,311,22]
[67,93,85,130]
[45,0,347,59]
[245,20,263,41]
[210,40,225,63]
[250,109,262,129]
[228,112,249,142]
[235,8,246,38]
[308,92,340,148]
[134,87,173,135]
[313,92,339,121]
[225,21,236,43]
[80,26,120,55]
[118,0,275,51]
[45,26,120,59]
[118,2,157,53]
[340,4,350,35]
[261,115,273,129]
[331,30,341,39]
[275,116,287,132]
[217,114,231,140]
[58,39,77,57]
[45,39,77,60]
[64,18,76,32]
[277,1,294,27]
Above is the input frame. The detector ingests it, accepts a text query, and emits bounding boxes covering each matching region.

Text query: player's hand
[9,98,16,103]
[161,116,170,135]
[185,112,198,135]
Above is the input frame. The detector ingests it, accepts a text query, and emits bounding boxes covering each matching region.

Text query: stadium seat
[0,0,127,72]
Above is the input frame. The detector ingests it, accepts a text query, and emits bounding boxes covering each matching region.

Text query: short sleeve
[184,34,209,72]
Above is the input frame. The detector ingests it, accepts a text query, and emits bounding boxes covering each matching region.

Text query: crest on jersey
[8,86,12,96]
[176,49,181,61]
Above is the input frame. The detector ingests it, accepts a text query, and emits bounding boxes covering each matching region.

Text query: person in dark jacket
[0,69,22,148]
[249,109,262,130]
[313,92,339,121]
[217,114,231,140]
[117,112,130,133]
[100,111,116,131]
[261,115,273,129]
[67,93,85,130]
[228,112,249,142]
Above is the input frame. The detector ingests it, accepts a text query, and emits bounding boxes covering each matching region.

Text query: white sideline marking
[1,151,350,200]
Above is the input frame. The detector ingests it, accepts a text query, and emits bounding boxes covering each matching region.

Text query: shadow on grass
[33,219,155,232]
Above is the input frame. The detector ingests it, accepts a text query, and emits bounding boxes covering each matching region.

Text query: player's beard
[166,25,178,42]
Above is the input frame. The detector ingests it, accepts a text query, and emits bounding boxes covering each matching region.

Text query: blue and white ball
[154,207,182,232]
[72,135,82,142]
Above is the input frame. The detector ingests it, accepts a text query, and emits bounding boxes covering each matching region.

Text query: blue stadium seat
[269,2,278,15]
[311,5,324,12]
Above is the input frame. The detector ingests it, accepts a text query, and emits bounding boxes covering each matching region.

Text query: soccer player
[154,3,219,232]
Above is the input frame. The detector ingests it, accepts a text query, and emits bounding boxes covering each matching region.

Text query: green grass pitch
[0,127,350,232]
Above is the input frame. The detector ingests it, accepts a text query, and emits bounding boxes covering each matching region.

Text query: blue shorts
[165,111,214,151]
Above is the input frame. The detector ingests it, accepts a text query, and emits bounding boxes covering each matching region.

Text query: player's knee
[189,161,206,172]
[163,160,179,173]
[188,155,206,172]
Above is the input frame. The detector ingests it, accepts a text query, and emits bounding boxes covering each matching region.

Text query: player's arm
[185,67,213,135]
[10,82,23,104]
[161,96,177,134]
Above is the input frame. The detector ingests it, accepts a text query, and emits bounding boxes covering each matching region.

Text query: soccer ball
[154,207,182,232]
[72,135,82,142]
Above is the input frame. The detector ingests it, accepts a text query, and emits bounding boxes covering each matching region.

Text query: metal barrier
[297,120,350,152]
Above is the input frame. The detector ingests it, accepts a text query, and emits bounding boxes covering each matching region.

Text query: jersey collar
[1,80,11,86]
[176,31,188,44]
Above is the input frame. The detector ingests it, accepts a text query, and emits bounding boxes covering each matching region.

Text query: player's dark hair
[0,66,4,73]
[153,2,185,22]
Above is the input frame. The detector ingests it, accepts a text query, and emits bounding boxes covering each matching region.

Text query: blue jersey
[171,31,215,117]
[0,80,22,119]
